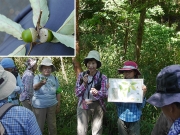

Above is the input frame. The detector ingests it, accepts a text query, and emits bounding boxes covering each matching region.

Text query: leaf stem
[27,42,36,55]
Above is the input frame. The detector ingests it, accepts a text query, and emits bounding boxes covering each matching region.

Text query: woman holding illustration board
[114,61,147,135]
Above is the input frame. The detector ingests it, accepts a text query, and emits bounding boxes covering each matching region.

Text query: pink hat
[24,58,37,69]
[118,61,141,75]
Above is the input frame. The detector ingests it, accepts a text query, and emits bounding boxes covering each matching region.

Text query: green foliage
[78,0,180,135]
[5,0,180,134]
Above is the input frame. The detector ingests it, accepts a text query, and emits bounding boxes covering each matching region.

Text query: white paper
[108,78,144,103]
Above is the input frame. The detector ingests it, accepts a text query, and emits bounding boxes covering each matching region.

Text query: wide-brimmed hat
[147,65,180,107]
[118,61,141,75]
[0,65,16,100]
[24,58,38,69]
[84,50,101,68]
[39,58,56,72]
[0,58,15,68]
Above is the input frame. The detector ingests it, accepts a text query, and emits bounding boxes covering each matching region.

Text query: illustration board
[108,78,144,103]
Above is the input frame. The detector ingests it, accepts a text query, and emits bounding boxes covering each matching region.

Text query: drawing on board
[108,78,144,103]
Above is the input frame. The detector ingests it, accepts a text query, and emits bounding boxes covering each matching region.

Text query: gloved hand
[14,86,20,92]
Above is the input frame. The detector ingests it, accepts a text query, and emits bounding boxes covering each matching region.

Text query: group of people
[75,50,147,135]
[0,57,60,135]
[0,50,180,135]
[75,50,180,135]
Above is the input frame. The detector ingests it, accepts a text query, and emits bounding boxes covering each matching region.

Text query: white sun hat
[38,58,56,72]
[0,65,16,100]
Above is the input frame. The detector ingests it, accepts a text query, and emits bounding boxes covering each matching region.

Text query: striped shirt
[0,101,42,135]
[75,71,108,111]
[19,70,34,102]
[116,98,146,122]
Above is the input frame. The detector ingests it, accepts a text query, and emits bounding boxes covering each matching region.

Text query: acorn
[21,28,37,43]
[39,28,54,43]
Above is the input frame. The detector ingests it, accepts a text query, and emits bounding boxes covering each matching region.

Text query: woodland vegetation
[3,0,180,134]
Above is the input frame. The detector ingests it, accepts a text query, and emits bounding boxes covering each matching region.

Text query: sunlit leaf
[29,0,49,27]
[8,44,26,56]
[51,31,74,49]
[56,9,75,35]
[0,14,24,40]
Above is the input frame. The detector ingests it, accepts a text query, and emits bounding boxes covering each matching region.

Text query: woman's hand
[90,88,98,96]
[142,85,147,98]
[56,105,60,114]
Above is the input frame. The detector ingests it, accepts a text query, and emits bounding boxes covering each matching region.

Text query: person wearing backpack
[75,50,108,135]
[0,58,24,105]
[0,65,42,135]
[32,58,61,135]
[19,58,38,111]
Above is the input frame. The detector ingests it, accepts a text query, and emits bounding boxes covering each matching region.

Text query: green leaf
[130,82,137,85]
[0,14,24,40]
[29,0,49,27]
[119,85,123,90]
[128,87,130,92]
[56,9,75,35]
[122,81,128,85]
[51,31,74,49]
[131,85,136,90]
[8,44,26,56]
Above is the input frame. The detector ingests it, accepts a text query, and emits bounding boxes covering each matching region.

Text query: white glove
[14,86,20,92]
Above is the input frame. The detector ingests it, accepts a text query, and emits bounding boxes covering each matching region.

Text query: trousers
[33,104,57,135]
[77,101,104,135]
[117,118,140,135]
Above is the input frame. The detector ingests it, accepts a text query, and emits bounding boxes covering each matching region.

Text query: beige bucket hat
[0,65,16,100]
[84,50,101,68]
[38,58,56,72]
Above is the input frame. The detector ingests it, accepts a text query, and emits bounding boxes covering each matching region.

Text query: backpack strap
[0,103,16,119]
[99,72,102,82]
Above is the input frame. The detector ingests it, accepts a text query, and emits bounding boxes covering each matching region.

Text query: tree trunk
[123,20,130,55]
[60,57,68,84]
[135,1,146,62]
[72,0,83,79]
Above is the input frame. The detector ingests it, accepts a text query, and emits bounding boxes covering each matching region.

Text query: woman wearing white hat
[0,65,42,135]
[0,58,24,105]
[32,58,61,135]
[75,50,108,135]
[19,58,38,111]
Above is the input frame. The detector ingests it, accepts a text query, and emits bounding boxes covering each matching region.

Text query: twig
[28,10,42,55]
[36,10,43,39]
[27,42,36,55]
